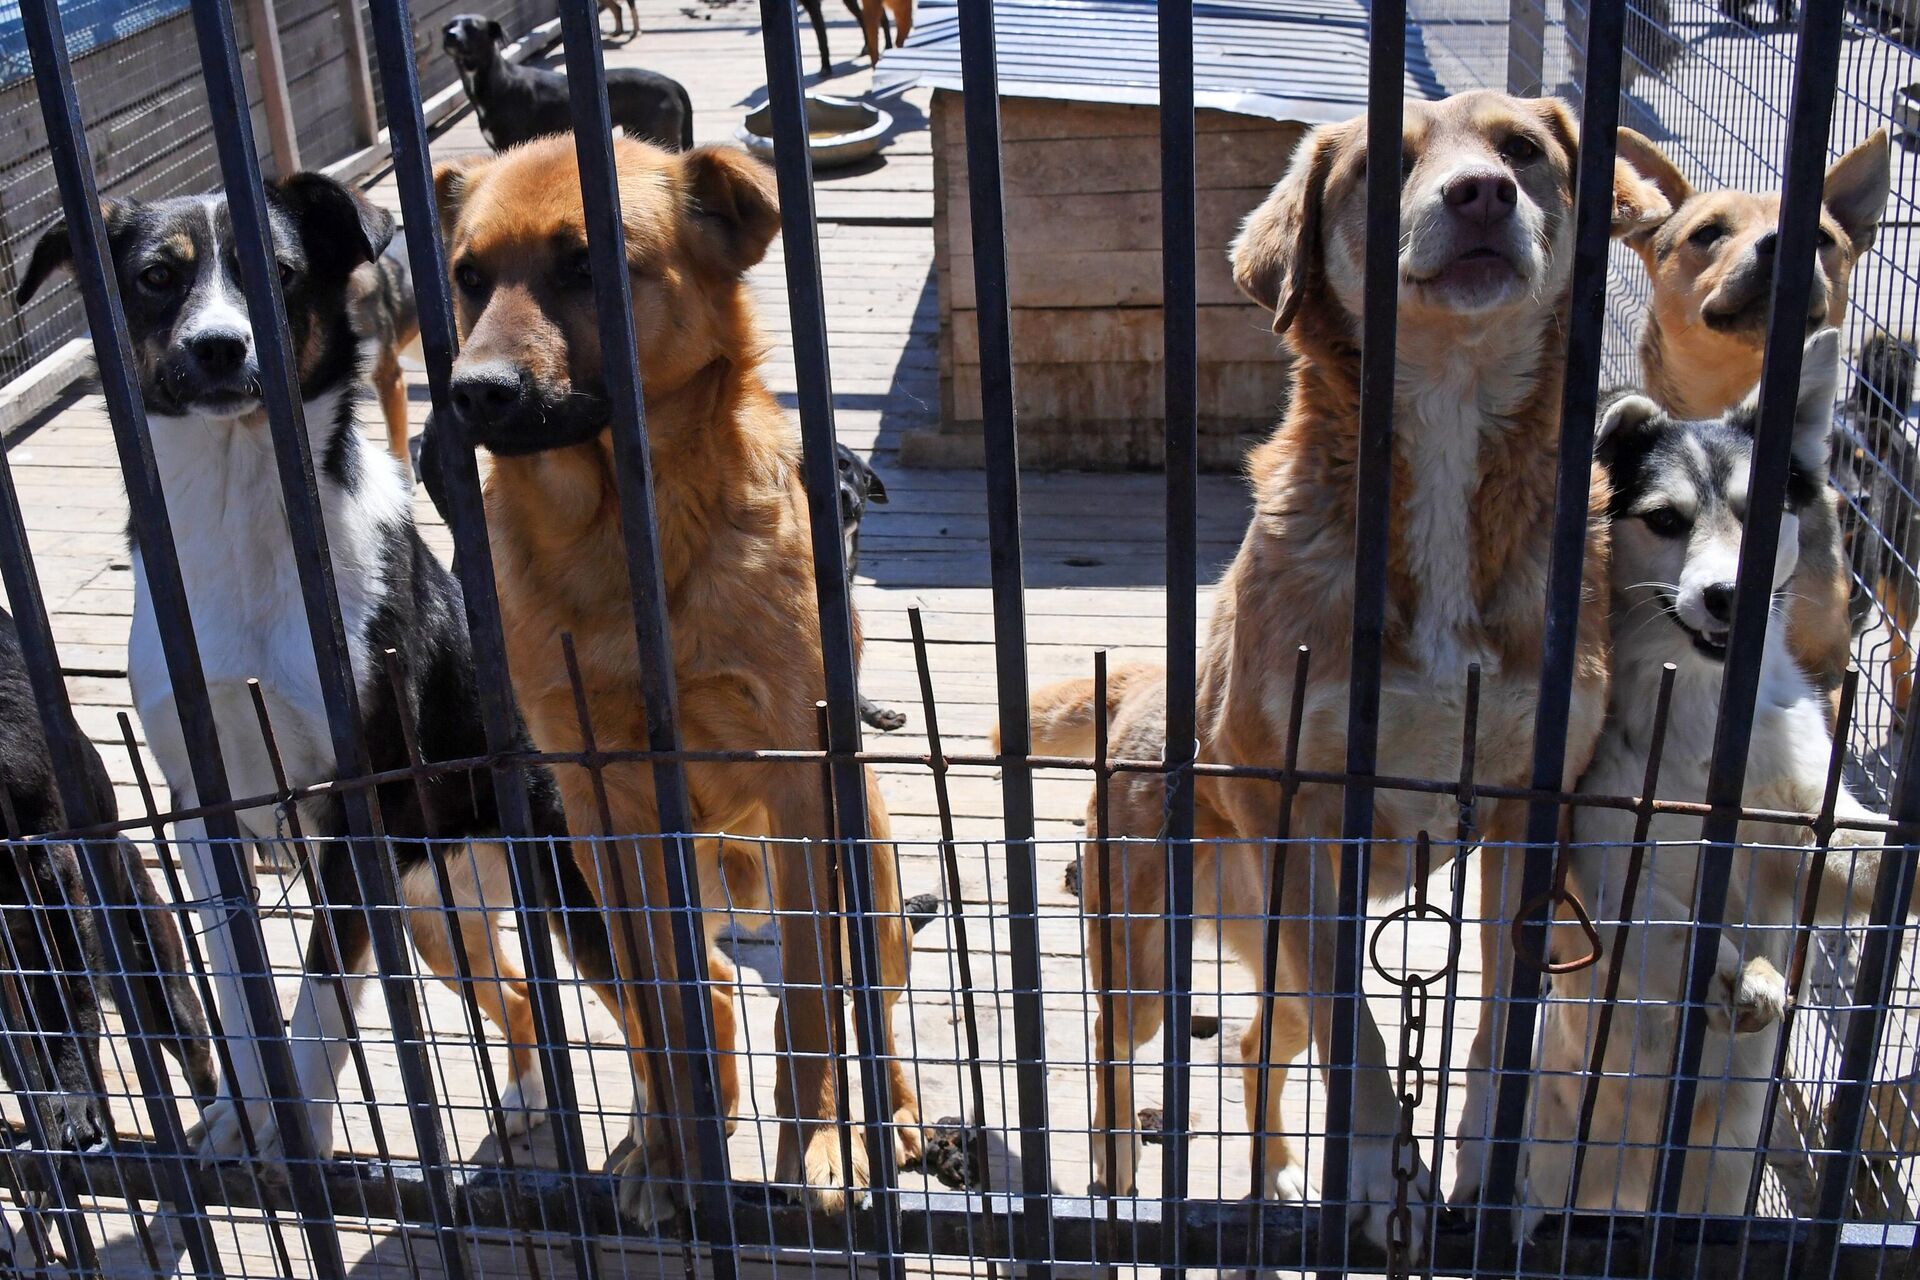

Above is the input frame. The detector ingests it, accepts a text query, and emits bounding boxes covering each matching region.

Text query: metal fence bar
[361,0,608,1266]
[1650,0,1848,1250]
[1481,0,1629,1233]
[952,2,1053,1272]
[551,0,738,1251]
[16,4,348,1271]
[1325,0,1405,1269]
[755,1,906,1264]
[185,3,480,1272]
[1157,3,1199,1276]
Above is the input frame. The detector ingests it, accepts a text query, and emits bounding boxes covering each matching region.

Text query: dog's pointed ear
[433,153,494,250]
[1231,123,1338,337]
[1824,129,1891,256]
[1613,128,1691,227]
[488,18,504,45]
[14,200,125,306]
[684,145,781,277]
[1594,391,1661,465]
[865,465,888,504]
[1789,327,1843,478]
[275,172,395,271]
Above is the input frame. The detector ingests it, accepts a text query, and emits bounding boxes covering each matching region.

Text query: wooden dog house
[878,0,1443,471]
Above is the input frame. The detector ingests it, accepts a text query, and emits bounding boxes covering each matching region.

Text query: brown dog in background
[1613,128,1890,709]
[1019,91,1669,1252]
[434,135,920,1223]
[859,0,912,63]
[347,242,419,463]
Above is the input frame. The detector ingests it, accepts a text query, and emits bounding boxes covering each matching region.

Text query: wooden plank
[936,89,1286,142]
[940,122,1303,198]
[946,247,1253,309]
[947,304,1281,366]
[944,184,1271,259]
[946,358,1282,422]
[243,0,304,174]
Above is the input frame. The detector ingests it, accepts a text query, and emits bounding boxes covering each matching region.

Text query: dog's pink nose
[1443,170,1517,225]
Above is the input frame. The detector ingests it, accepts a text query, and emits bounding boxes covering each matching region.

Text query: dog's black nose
[1702,583,1735,623]
[1443,170,1517,226]
[449,364,530,426]
[186,331,249,377]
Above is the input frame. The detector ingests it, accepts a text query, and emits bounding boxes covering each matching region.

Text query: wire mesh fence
[0,0,1916,1275]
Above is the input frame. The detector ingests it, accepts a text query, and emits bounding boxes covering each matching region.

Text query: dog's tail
[994,661,1162,758]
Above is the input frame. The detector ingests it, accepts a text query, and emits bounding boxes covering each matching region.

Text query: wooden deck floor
[3,2,1914,1274]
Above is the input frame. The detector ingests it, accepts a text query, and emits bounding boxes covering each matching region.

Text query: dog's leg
[1083,816,1165,1198]
[803,0,832,74]
[887,0,911,47]
[375,350,410,464]
[855,769,925,1168]
[1227,893,1311,1203]
[401,843,547,1136]
[121,842,218,1104]
[858,0,884,64]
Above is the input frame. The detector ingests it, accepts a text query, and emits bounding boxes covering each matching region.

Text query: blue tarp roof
[874,0,1446,126]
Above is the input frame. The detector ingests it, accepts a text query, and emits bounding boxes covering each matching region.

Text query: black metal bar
[1650,0,1847,1248]
[1326,0,1405,1266]
[16,1,344,1269]
[361,0,606,1266]
[1157,4,1199,1275]
[1483,0,1629,1229]
[551,0,736,1248]
[952,2,1052,1272]
[186,4,481,1272]
[755,0,905,1261]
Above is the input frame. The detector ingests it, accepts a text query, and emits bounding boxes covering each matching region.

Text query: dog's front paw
[893,1101,925,1170]
[778,1123,871,1215]
[495,1070,549,1138]
[190,1094,335,1167]
[1347,1134,1429,1259]
[610,1141,679,1228]
[1710,956,1788,1035]
[1829,824,1887,852]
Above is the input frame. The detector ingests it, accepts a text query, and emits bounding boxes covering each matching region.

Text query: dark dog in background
[599,0,640,39]
[415,416,905,730]
[442,15,692,152]
[0,606,215,1151]
[797,0,903,74]
[1838,330,1920,704]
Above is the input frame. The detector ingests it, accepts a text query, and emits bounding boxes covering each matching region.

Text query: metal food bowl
[735,92,891,170]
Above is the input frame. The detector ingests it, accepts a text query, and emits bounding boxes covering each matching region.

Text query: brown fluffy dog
[1614,128,1891,706]
[434,136,919,1221]
[1023,91,1669,1249]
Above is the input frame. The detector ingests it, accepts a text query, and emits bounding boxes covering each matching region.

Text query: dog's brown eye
[277,260,297,288]
[138,264,173,291]
[1500,135,1540,164]
[454,262,486,292]
[1640,507,1690,537]
[1817,227,1837,249]
[1688,222,1726,250]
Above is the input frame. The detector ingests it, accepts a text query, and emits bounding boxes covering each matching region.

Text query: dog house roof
[873,0,1446,126]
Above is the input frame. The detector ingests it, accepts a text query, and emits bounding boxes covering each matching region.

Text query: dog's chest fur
[128,391,410,788]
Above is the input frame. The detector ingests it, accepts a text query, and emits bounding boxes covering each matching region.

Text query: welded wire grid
[1,0,1919,1275]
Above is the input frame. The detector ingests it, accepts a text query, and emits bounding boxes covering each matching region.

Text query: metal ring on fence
[1510,888,1603,975]
[1368,901,1460,990]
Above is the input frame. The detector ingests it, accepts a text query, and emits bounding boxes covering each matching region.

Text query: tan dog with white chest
[1613,128,1891,708]
[434,135,920,1222]
[1021,91,1669,1251]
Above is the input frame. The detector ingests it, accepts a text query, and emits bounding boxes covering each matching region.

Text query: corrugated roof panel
[874,0,1446,126]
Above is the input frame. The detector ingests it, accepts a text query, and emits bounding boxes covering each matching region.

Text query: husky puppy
[1522,329,1899,1225]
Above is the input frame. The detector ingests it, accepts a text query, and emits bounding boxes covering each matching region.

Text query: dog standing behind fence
[15,174,634,1161]
[1522,332,1909,1225]
[434,134,923,1223]
[1018,90,1672,1252]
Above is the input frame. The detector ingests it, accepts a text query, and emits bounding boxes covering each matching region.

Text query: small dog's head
[435,136,779,455]
[1230,89,1671,335]
[1596,328,1842,661]
[1618,127,1888,415]
[836,444,887,572]
[14,176,393,420]
[443,14,504,73]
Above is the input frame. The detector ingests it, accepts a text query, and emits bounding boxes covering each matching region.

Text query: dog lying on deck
[1015,90,1672,1252]
[0,605,214,1152]
[442,14,693,153]
[1613,127,1891,713]
[1522,331,1908,1226]
[434,134,921,1223]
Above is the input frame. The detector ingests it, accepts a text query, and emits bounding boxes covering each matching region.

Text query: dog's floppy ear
[1526,96,1666,237]
[1824,129,1891,256]
[488,18,504,45]
[1594,391,1661,465]
[1231,124,1337,336]
[14,200,125,306]
[275,172,395,273]
[684,145,781,277]
[433,153,494,250]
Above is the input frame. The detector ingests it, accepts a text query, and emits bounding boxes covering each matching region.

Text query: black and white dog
[16,176,616,1161]
[1521,329,1897,1225]
[0,607,214,1151]
[442,14,693,153]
